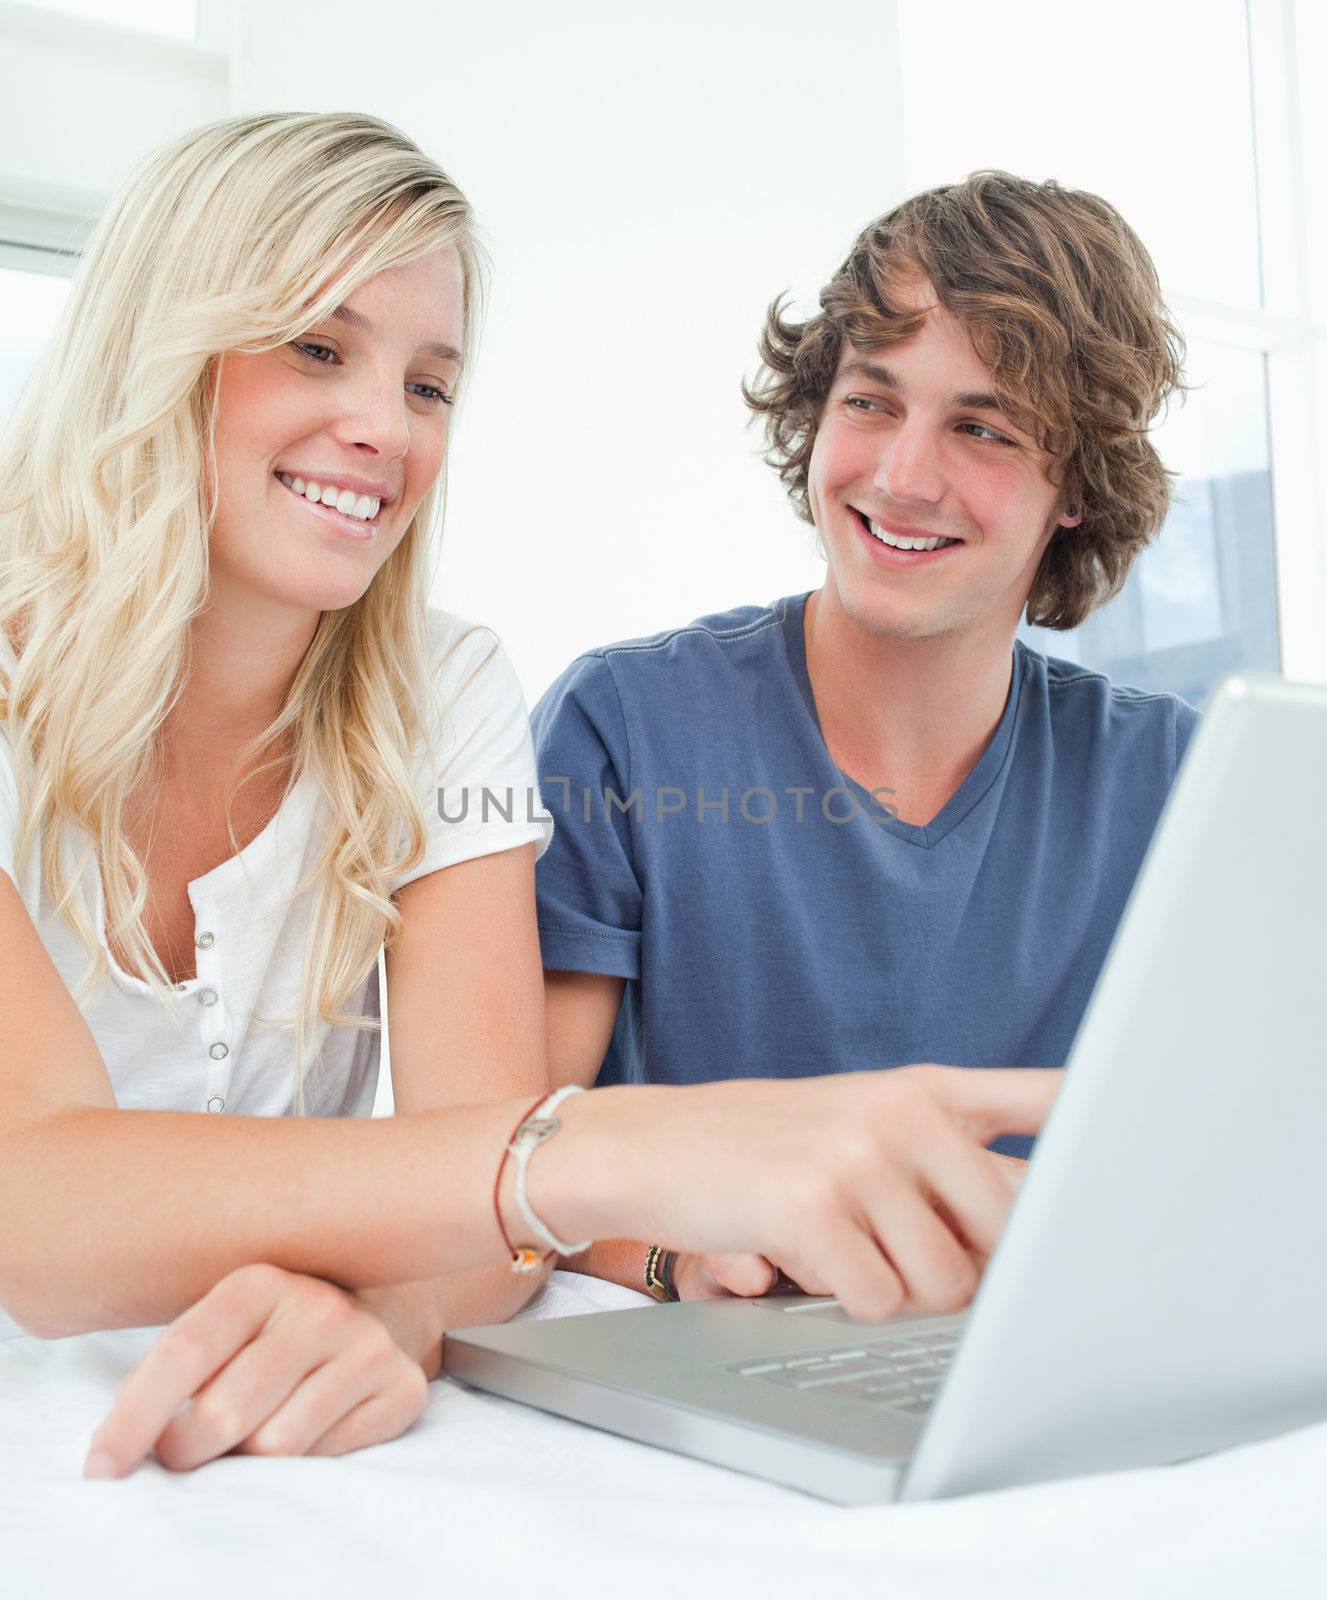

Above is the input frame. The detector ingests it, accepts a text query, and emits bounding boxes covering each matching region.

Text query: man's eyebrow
[329,303,462,365]
[837,358,1005,415]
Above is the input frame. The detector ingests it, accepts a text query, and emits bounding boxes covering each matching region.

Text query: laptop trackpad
[771,1297,960,1336]
[774,1297,866,1329]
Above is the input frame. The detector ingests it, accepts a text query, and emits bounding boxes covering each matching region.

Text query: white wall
[235,1,904,701]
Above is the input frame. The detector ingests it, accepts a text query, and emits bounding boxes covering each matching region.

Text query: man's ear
[1057,501,1083,530]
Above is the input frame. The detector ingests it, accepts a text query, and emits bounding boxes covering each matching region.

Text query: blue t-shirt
[531,592,1199,1155]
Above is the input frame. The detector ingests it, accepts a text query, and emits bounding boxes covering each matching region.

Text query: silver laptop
[445,672,1327,1504]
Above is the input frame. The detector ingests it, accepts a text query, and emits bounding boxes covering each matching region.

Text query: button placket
[202,1002,233,1108]
[193,912,232,1108]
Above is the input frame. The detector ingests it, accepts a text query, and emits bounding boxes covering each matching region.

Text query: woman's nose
[330,375,411,461]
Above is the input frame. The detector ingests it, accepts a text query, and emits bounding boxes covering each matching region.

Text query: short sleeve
[389,615,553,894]
[1173,695,1202,776]
[530,653,642,979]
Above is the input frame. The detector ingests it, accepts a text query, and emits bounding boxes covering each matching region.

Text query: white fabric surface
[1,1271,1322,1599]
[0,609,552,1124]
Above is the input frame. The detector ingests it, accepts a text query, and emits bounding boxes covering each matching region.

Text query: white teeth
[275,472,381,523]
[867,518,955,553]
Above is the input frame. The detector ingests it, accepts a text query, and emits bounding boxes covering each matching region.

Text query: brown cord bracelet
[492,1093,554,1274]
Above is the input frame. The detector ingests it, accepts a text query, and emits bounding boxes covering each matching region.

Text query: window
[898,0,1326,704]
[0,262,72,428]
[0,0,228,420]
[1021,339,1278,707]
[9,0,196,38]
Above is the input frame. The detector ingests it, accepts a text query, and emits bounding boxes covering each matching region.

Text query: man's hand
[672,1251,782,1301]
[82,1263,429,1478]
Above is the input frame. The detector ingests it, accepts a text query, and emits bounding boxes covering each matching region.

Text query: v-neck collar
[781,590,1026,850]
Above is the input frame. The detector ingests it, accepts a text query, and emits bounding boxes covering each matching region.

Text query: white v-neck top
[0,610,552,1122]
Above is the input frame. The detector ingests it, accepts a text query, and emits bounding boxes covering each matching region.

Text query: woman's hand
[671,1152,1029,1305]
[83,1263,429,1478]
[536,1064,1061,1323]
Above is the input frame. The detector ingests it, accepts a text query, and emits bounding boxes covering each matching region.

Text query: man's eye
[845,395,884,412]
[292,341,337,365]
[960,422,1014,445]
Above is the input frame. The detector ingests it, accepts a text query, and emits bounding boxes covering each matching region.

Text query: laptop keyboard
[730,1327,960,1420]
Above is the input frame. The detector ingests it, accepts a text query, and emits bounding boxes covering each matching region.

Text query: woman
[0,112,1055,1479]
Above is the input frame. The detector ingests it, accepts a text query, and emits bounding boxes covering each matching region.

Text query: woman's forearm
[0,1070,1066,1340]
[0,1097,589,1338]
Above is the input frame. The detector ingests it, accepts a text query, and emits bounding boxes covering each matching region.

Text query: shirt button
[197,988,218,1006]
[196,931,216,950]
[208,1042,229,1061]
[206,1096,225,1113]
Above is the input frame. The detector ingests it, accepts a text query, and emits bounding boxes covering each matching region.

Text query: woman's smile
[274,470,384,540]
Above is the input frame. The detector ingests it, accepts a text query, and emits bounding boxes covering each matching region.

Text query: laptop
[445,672,1327,1503]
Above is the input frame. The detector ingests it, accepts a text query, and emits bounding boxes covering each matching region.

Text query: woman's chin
[210,564,379,618]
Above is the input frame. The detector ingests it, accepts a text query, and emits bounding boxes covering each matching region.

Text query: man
[532,171,1197,1306]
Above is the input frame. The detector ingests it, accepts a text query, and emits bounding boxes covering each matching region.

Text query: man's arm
[546,969,624,1090]
[542,969,776,1301]
[533,662,760,1299]
[544,969,657,1294]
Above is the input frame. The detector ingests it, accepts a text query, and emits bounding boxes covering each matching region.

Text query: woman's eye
[409,382,454,407]
[292,341,337,365]
[289,345,452,407]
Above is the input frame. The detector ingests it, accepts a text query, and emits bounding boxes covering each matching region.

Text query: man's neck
[802,584,1017,828]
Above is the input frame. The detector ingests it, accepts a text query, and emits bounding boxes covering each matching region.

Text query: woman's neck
[161,592,318,785]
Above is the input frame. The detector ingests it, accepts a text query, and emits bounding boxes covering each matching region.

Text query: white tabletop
[2,1271,1322,1599]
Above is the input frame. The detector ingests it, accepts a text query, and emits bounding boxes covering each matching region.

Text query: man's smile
[851,508,964,562]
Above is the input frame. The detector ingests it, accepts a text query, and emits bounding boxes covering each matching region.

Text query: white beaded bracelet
[508,1084,593,1258]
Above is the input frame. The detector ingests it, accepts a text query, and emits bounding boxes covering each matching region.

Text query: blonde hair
[0,111,485,1110]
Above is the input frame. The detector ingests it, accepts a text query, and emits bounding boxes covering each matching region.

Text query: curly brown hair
[743,171,1187,629]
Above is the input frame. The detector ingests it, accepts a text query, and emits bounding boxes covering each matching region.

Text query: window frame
[0,173,103,277]
[1238,0,1327,683]
[0,0,232,272]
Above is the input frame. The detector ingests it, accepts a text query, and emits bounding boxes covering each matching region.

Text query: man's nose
[872,420,945,507]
